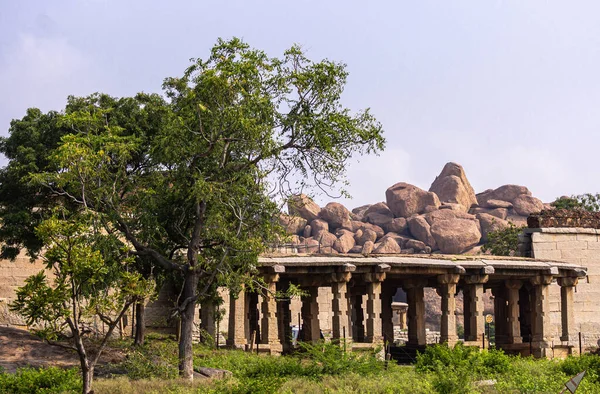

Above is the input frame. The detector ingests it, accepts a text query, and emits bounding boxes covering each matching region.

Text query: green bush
[0,366,81,394]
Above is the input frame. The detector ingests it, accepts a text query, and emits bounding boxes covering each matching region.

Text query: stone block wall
[0,253,49,328]
[526,227,600,349]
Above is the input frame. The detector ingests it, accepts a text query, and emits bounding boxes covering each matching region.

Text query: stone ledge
[525,228,600,235]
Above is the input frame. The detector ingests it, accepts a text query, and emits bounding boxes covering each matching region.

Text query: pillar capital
[464,275,489,284]
[505,280,523,290]
[365,272,386,282]
[330,272,352,283]
[557,277,578,287]
[437,274,460,285]
[403,278,428,289]
[531,275,553,286]
[262,273,280,283]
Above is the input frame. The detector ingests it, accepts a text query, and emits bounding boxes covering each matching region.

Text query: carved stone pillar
[365,280,383,344]
[506,280,522,344]
[301,286,321,343]
[558,277,578,344]
[277,280,293,353]
[351,290,365,342]
[261,274,281,354]
[227,286,249,348]
[437,274,459,346]
[405,279,427,346]
[492,286,508,346]
[381,283,396,345]
[530,275,552,357]
[463,275,488,343]
[331,273,352,344]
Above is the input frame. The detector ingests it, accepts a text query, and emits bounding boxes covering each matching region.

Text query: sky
[1,0,599,208]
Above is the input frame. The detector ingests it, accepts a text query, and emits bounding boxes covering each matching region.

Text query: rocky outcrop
[277,162,547,257]
[429,162,477,212]
[386,183,440,218]
[288,194,321,222]
[319,202,351,229]
[477,213,510,242]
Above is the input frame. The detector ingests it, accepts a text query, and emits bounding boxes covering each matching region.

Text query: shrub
[0,366,81,394]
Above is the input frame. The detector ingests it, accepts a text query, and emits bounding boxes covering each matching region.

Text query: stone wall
[0,252,49,328]
[525,227,600,350]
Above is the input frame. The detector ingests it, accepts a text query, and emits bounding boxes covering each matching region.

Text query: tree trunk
[82,366,94,394]
[178,271,199,380]
[134,302,146,346]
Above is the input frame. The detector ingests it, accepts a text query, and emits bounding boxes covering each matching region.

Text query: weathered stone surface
[405,239,429,253]
[386,182,441,218]
[363,202,393,217]
[319,202,351,229]
[355,222,385,239]
[362,241,375,254]
[380,232,411,248]
[429,162,477,212]
[349,245,363,253]
[279,214,307,235]
[315,231,337,247]
[351,204,371,221]
[423,209,477,225]
[469,207,508,220]
[528,209,600,229]
[195,367,233,379]
[477,213,510,242]
[512,194,544,216]
[356,228,378,246]
[373,237,401,254]
[408,216,437,250]
[335,228,353,237]
[364,212,393,228]
[477,185,531,207]
[485,199,513,209]
[310,219,329,238]
[288,194,321,222]
[440,203,464,211]
[303,225,312,239]
[430,218,481,254]
[384,217,408,234]
[334,232,356,253]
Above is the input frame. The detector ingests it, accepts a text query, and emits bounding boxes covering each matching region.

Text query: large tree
[2,38,384,379]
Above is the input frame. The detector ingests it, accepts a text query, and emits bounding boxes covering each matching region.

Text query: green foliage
[415,343,511,394]
[481,222,525,256]
[552,193,600,212]
[0,367,81,394]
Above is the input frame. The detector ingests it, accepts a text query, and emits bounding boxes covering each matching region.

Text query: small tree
[10,211,155,394]
[552,193,600,212]
[482,222,525,256]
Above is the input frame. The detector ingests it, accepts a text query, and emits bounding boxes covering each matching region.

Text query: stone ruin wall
[522,210,600,350]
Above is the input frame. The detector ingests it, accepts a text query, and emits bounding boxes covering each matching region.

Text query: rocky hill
[279,162,548,255]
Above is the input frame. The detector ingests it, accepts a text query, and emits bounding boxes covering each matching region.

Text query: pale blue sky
[1,0,599,207]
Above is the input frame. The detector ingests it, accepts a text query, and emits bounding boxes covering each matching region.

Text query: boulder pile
[279,162,547,255]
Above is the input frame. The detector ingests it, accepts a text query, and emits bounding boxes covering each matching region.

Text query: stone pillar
[301,287,321,343]
[351,289,365,342]
[331,277,351,344]
[366,280,383,344]
[381,284,396,345]
[405,280,426,346]
[558,277,578,343]
[492,286,508,346]
[277,280,293,353]
[463,275,488,343]
[261,274,281,354]
[227,287,248,348]
[531,275,553,357]
[506,280,522,344]
[437,274,459,346]
[200,299,216,339]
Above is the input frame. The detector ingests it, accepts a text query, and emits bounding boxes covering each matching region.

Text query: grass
[4,337,600,393]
